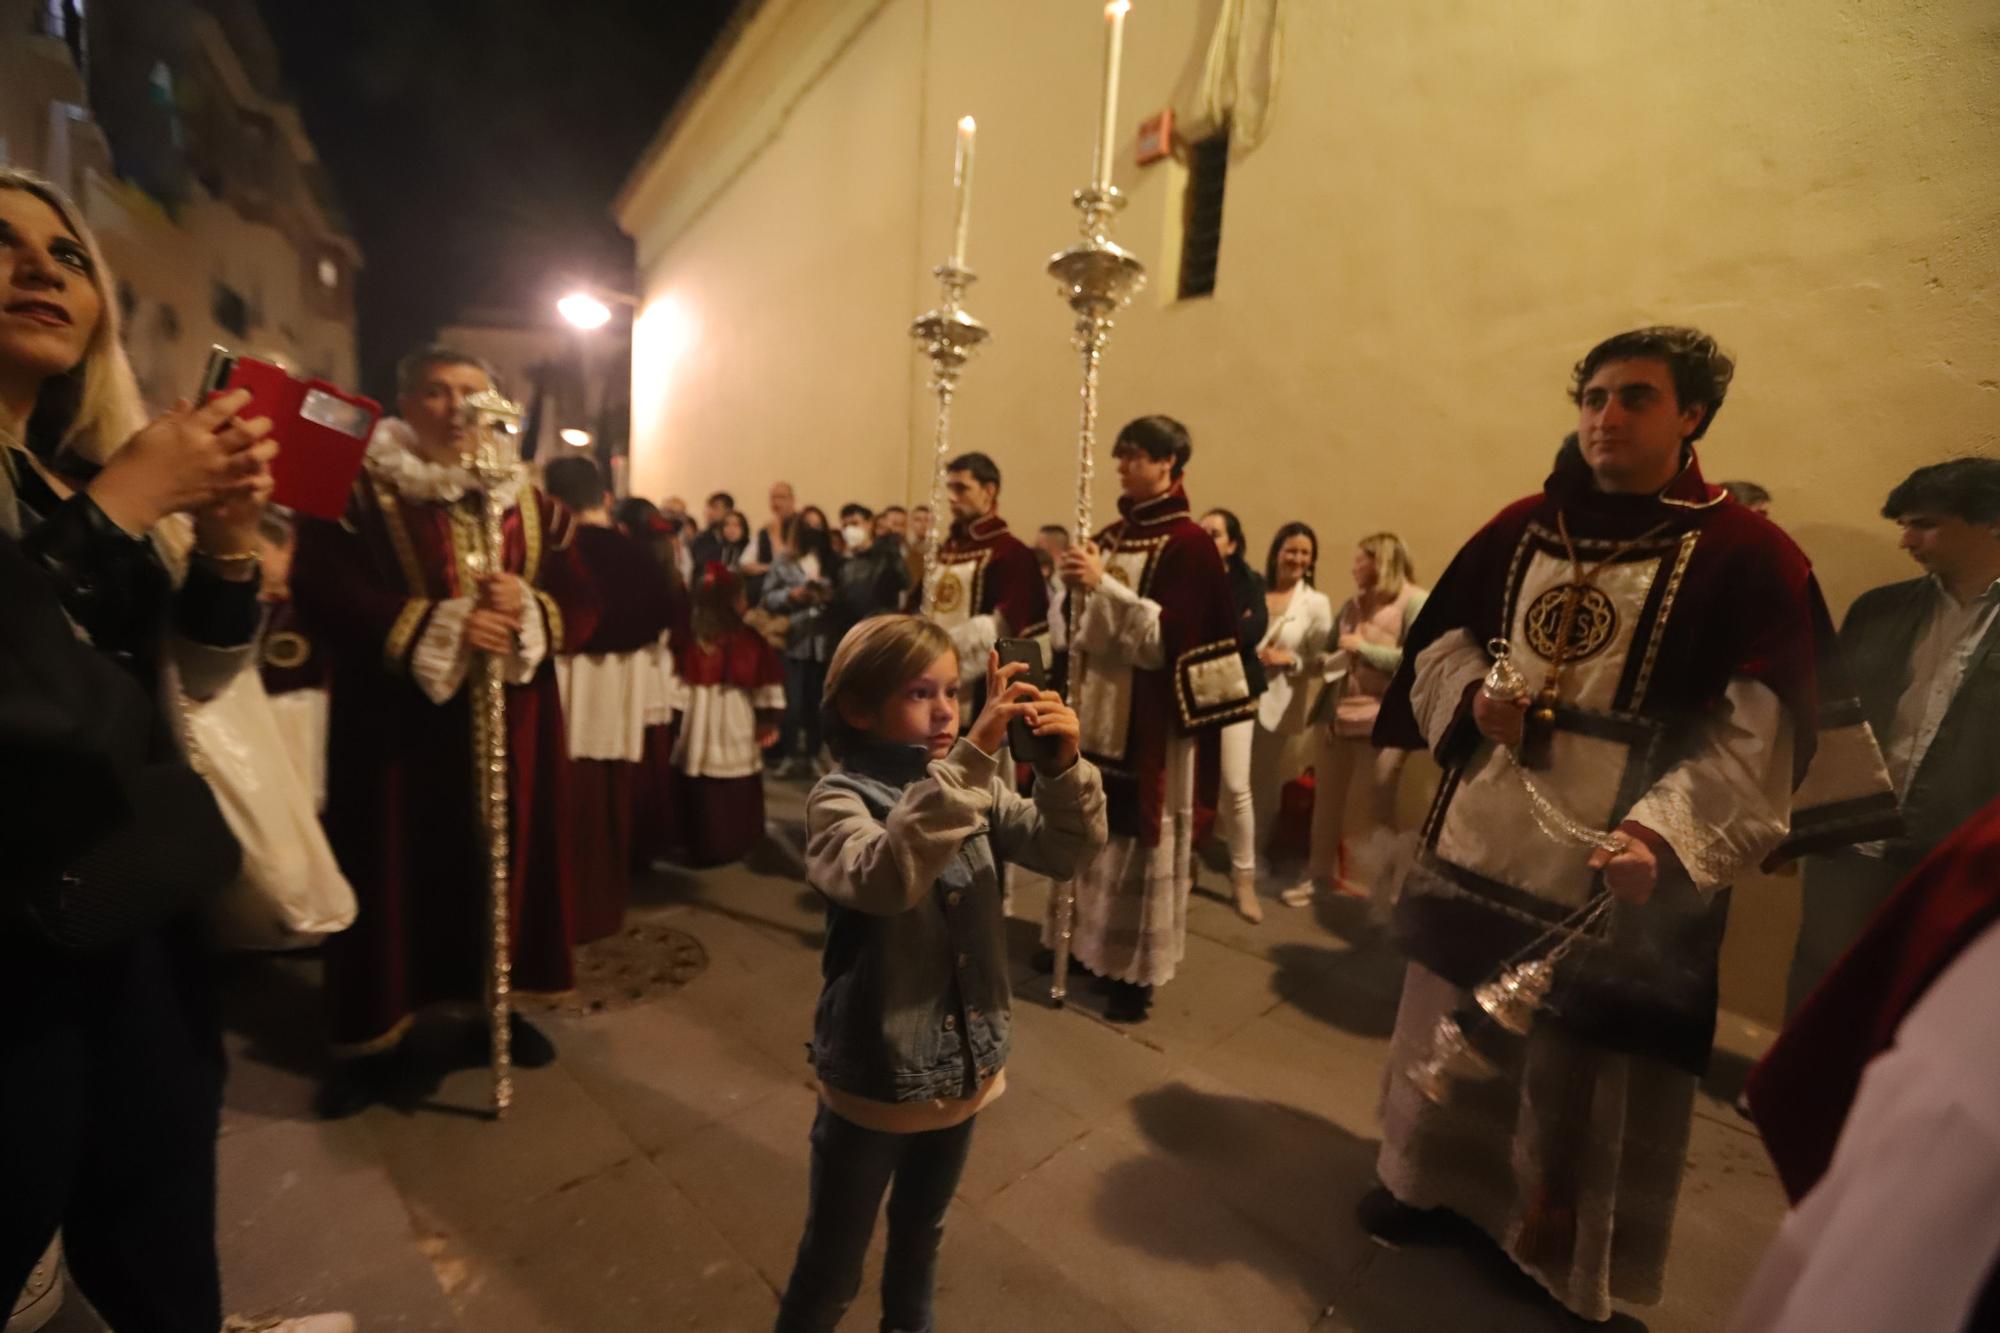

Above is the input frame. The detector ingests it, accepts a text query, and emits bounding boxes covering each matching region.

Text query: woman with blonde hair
[0,169,346,1332]
[1281,531,1429,906]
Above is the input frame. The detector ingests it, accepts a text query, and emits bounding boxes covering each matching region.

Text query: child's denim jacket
[805,737,1106,1104]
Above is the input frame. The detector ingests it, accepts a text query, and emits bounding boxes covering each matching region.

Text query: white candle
[1093,0,1131,193]
[951,115,976,268]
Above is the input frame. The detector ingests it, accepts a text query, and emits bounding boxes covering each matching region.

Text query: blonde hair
[820,615,955,758]
[1357,531,1414,600]
[0,170,147,536]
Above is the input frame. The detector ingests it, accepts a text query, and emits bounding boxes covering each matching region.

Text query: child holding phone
[776,615,1107,1333]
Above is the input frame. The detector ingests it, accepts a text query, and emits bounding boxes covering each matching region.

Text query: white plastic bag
[179,668,357,950]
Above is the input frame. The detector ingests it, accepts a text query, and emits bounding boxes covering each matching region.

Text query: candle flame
[959,115,976,132]
[1107,0,1130,15]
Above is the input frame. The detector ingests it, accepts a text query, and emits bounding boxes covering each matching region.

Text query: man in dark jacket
[830,502,911,639]
[1786,456,2000,1014]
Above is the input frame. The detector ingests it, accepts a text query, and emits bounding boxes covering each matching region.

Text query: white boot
[1230,868,1263,924]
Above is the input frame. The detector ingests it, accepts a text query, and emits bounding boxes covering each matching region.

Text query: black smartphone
[995,637,1059,766]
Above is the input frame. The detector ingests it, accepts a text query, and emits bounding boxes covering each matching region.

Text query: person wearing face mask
[1046,415,1255,1023]
[0,169,358,1333]
[289,345,603,1119]
[830,501,912,643]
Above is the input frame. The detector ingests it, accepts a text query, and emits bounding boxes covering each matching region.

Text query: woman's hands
[1258,645,1297,670]
[965,654,1081,772]
[91,390,275,538]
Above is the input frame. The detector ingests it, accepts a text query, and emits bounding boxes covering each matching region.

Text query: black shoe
[1103,981,1152,1024]
[1355,1185,1451,1247]
[509,1014,557,1068]
[315,1050,400,1120]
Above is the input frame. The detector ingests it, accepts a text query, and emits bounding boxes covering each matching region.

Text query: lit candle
[951,115,976,268]
[1092,0,1131,193]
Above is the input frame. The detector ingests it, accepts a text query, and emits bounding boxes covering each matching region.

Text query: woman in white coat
[1249,522,1335,871]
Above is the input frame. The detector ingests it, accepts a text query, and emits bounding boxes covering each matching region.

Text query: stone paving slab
[115,777,1790,1333]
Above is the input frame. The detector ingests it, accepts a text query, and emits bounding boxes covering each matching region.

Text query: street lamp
[557,291,613,330]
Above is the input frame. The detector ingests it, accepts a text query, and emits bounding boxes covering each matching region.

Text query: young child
[670,564,785,865]
[776,615,1107,1333]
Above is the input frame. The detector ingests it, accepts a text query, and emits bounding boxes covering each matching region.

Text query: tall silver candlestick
[911,264,991,612]
[1045,185,1146,1006]
[461,385,523,1117]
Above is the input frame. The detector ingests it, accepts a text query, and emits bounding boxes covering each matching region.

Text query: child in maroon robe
[671,566,784,865]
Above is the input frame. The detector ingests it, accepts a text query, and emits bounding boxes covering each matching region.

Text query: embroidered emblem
[1106,563,1134,588]
[263,630,310,671]
[933,569,967,614]
[1523,583,1618,664]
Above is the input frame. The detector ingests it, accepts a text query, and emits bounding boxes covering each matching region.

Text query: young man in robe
[293,346,601,1118]
[927,451,1049,697]
[542,454,675,944]
[1365,326,1890,1322]
[1048,416,1255,1022]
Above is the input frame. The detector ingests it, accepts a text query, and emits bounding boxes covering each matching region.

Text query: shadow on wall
[1785,521,1907,616]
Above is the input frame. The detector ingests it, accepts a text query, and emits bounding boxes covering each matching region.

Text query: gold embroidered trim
[1629,531,1700,709]
[372,478,427,596]
[536,589,565,654]
[933,545,993,623]
[520,486,545,582]
[329,1012,416,1058]
[384,598,431,672]
[1175,637,1256,728]
[447,502,482,596]
[1103,532,1171,596]
[263,630,310,671]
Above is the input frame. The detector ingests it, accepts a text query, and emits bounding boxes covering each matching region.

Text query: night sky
[258,0,739,401]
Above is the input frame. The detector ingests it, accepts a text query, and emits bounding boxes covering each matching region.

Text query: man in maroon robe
[1046,416,1255,1022]
[928,451,1049,695]
[1364,326,1895,1321]
[543,455,675,943]
[293,347,600,1117]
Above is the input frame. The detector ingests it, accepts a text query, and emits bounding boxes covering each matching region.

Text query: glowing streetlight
[557,291,613,330]
[559,428,593,447]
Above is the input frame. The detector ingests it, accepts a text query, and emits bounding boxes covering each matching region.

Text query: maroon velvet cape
[293,477,601,1052]
[1086,484,1254,844]
[939,513,1050,639]
[566,525,677,943]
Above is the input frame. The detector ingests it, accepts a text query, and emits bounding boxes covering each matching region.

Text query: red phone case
[221,358,380,520]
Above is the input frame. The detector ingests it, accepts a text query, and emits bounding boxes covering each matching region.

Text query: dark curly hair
[1569,326,1735,443]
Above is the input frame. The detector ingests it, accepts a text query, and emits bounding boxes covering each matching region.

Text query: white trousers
[1214,718,1257,874]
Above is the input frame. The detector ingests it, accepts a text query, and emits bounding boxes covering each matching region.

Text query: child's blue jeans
[774,1101,977,1333]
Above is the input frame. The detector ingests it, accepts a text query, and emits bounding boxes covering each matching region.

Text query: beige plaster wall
[621,0,2000,1025]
